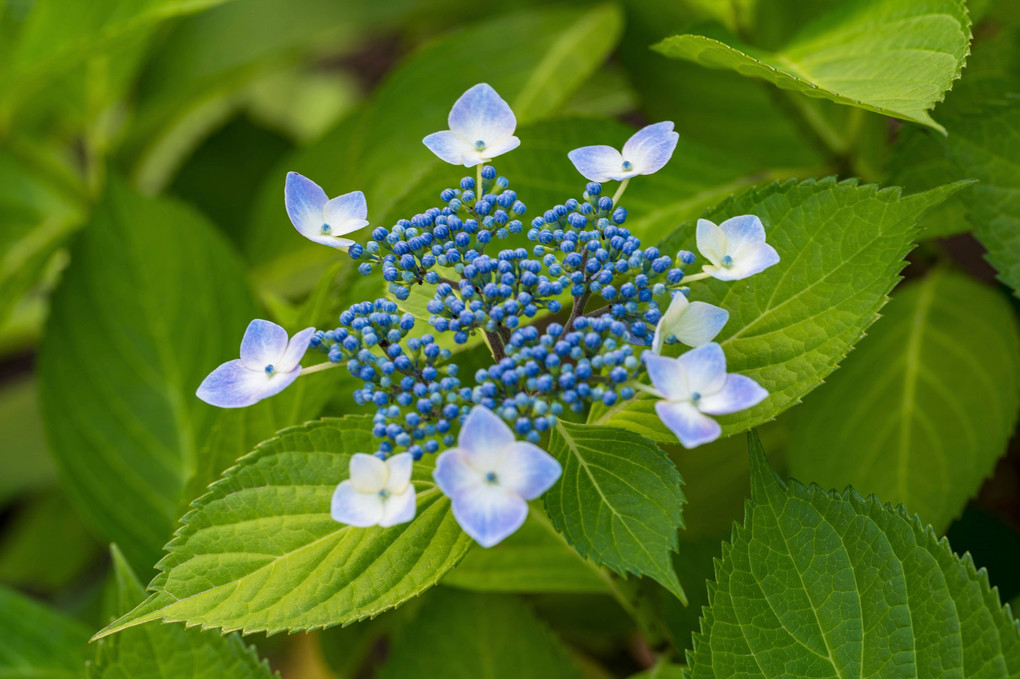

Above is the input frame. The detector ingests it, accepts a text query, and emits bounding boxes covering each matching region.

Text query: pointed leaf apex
[747,430,784,505]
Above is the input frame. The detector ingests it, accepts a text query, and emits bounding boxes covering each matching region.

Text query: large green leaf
[543,421,687,601]
[0,585,91,678]
[94,417,473,638]
[378,589,581,679]
[788,270,1020,533]
[685,431,1020,678]
[0,377,55,506]
[89,546,276,679]
[652,0,971,132]
[37,179,260,569]
[593,178,964,443]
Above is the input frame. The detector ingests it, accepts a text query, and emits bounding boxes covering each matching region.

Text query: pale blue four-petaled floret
[423,83,521,167]
[432,406,561,547]
[331,453,417,527]
[696,215,780,281]
[285,172,370,248]
[196,320,315,408]
[567,121,679,182]
[643,343,768,448]
[652,291,729,353]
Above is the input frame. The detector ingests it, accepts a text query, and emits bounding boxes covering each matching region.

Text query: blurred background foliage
[1,0,1019,676]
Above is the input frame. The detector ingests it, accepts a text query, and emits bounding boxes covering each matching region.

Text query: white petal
[670,301,729,347]
[698,374,768,415]
[300,233,358,249]
[642,352,689,402]
[284,172,328,239]
[323,191,367,229]
[196,360,298,408]
[719,215,766,249]
[479,135,521,161]
[349,453,388,493]
[433,448,484,497]
[494,442,562,500]
[279,326,316,373]
[450,484,528,548]
[655,401,721,448]
[331,480,385,527]
[448,83,516,146]
[567,146,628,182]
[423,130,476,166]
[384,452,414,494]
[696,219,726,267]
[239,319,288,369]
[722,242,781,280]
[379,486,416,527]
[621,121,678,176]
[458,406,516,470]
[652,293,690,353]
[676,342,727,395]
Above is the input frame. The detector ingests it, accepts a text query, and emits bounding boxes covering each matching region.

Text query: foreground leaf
[788,270,1020,532]
[0,585,90,678]
[653,0,970,132]
[95,417,473,638]
[593,178,964,442]
[38,179,259,570]
[686,431,1020,677]
[543,421,686,601]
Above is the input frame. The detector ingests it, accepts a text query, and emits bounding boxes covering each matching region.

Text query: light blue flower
[696,215,779,281]
[643,343,767,448]
[423,83,521,167]
[331,452,416,527]
[433,406,561,547]
[285,172,369,248]
[567,121,679,182]
[652,291,729,353]
[197,320,315,408]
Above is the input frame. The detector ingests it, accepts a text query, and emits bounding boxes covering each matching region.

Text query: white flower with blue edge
[423,83,521,167]
[197,320,315,408]
[433,406,561,547]
[567,121,679,182]
[331,453,416,528]
[285,172,369,248]
[643,343,767,448]
[696,215,779,281]
[652,292,729,353]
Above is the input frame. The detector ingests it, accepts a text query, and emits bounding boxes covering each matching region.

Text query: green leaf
[593,178,965,443]
[37,179,260,570]
[443,509,610,594]
[94,417,473,638]
[0,377,56,505]
[89,545,276,679]
[787,270,1020,533]
[377,589,581,679]
[685,431,1020,678]
[0,585,91,678]
[543,421,687,601]
[652,0,971,132]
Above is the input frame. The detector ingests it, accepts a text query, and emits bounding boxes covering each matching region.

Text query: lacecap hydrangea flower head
[196,83,778,547]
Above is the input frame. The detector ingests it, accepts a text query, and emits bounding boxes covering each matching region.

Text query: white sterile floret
[331,453,417,528]
[652,292,729,353]
[284,172,369,248]
[423,83,521,167]
[696,215,780,281]
[567,121,679,182]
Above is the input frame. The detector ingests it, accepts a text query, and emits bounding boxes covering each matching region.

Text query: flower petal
[719,214,766,249]
[379,487,416,527]
[652,292,689,353]
[423,130,475,166]
[433,448,484,497]
[698,374,768,415]
[724,242,781,280]
[479,135,521,162]
[458,406,516,469]
[450,484,528,548]
[284,172,327,239]
[655,400,721,448]
[196,360,298,408]
[670,301,729,347]
[279,327,315,373]
[323,191,367,228]
[239,319,288,369]
[384,452,414,494]
[494,442,562,500]
[677,342,727,395]
[567,145,627,182]
[331,480,385,527]
[621,121,678,176]
[447,83,516,145]
[695,219,726,267]
[349,453,388,493]
[642,352,689,402]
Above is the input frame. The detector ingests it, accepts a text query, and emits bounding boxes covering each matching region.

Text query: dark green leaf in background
[0,584,91,678]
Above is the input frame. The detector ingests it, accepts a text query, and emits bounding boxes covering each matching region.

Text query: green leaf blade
[0,586,91,678]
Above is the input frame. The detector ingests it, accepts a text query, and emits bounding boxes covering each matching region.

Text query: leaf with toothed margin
[92,416,473,639]
[590,177,968,444]
[684,430,1020,678]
